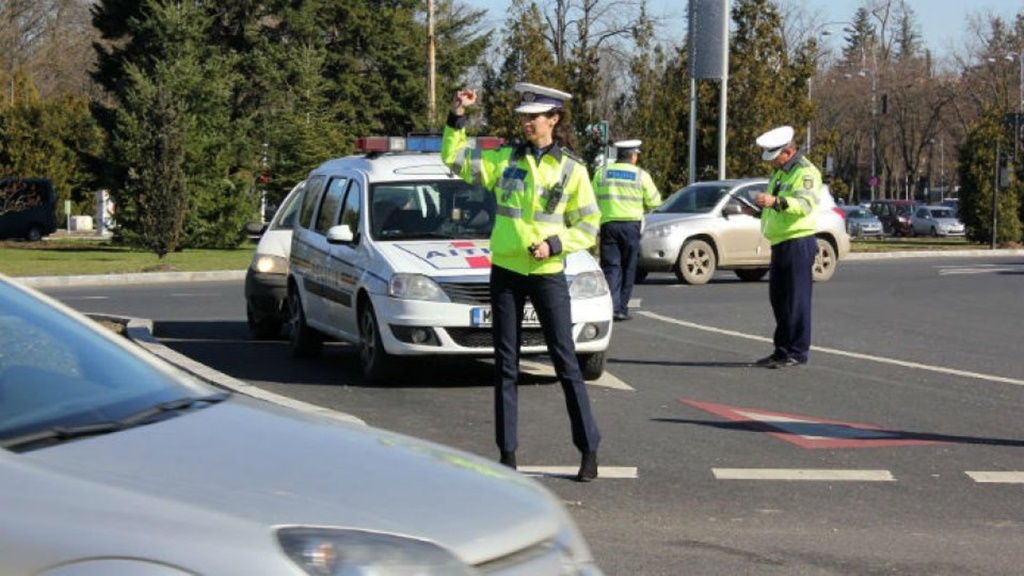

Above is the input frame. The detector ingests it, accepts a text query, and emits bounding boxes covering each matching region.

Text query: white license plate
[471,306,540,327]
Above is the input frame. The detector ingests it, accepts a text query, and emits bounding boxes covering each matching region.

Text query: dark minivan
[0,178,58,241]
[868,199,916,237]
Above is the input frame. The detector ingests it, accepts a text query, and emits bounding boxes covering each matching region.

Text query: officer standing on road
[593,139,661,321]
[753,125,822,368]
[441,82,603,482]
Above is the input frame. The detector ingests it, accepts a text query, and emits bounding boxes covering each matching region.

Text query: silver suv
[637,178,850,284]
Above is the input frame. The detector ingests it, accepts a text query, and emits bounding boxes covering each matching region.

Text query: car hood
[8,394,568,569]
[374,239,599,278]
[930,217,962,225]
[254,228,293,260]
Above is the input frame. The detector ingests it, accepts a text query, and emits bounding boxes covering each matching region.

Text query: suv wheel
[26,225,43,242]
[812,237,837,282]
[359,301,395,383]
[674,239,715,285]
[577,351,606,381]
[286,290,323,358]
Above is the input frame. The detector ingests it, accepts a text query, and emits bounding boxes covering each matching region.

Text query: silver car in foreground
[910,205,965,237]
[638,179,850,284]
[0,274,601,575]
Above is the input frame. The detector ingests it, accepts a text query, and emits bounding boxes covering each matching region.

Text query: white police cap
[614,139,642,154]
[514,82,572,114]
[756,125,795,161]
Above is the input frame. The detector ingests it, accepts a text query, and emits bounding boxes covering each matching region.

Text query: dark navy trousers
[489,265,601,454]
[599,220,642,316]
[768,235,816,363]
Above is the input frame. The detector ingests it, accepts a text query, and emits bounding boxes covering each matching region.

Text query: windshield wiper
[0,392,230,451]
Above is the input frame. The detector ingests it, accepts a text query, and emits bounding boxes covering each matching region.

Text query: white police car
[287,136,612,383]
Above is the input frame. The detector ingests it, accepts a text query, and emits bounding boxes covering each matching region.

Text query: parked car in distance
[910,204,966,237]
[940,198,959,216]
[868,199,916,236]
[287,136,612,383]
[841,205,884,238]
[0,177,58,241]
[244,180,305,339]
[0,273,603,576]
[637,179,850,285]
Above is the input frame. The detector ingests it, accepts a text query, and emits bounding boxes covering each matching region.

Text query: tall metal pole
[427,0,436,130]
[869,69,877,201]
[717,0,730,179]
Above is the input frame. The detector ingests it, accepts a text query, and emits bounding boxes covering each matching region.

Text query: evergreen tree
[726,0,813,179]
[957,108,1022,245]
[95,0,251,255]
[0,71,103,221]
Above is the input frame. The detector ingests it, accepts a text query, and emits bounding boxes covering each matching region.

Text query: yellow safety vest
[761,154,821,245]
[441,125,601,275]
[593,162,662,223]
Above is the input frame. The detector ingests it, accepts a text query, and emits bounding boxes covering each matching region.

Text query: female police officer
[442,83,602,482]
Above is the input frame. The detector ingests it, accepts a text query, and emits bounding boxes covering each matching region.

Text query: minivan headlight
[389,273,448,302]
[569,270,609,299]
[278,527,477,576]
[252,254,289,275]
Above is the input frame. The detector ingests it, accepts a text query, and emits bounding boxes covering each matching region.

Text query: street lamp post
[859,69,878,201]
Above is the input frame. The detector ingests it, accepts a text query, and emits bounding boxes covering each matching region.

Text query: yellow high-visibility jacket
[761,153,821,245]
[441,124,600,275]
[592,162,661,223]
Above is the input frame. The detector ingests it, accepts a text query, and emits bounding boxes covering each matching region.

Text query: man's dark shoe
[613,312,632,322]
[499,451,517,470]
[755,352,784,366]
[576,451,598,482]
[769,357,804,369]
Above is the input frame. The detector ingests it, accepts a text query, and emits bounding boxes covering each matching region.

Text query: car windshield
[371,180,495,240]
[653,183,732,214]
[0,279,219,450]
[929,208,955,218]
[269,183,304,231]
[845,208,871,218]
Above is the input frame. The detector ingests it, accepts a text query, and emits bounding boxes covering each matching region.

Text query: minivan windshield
[370,180,495,240]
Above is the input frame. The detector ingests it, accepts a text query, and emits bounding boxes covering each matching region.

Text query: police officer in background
[753,125,822,368]
[593,139,661,321]
[441,82,603,482]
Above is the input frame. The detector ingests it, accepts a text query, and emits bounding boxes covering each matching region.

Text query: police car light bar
[355,136,504,154]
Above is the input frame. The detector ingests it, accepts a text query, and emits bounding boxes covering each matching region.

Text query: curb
[845,248,1024,261]
[86,312,365,427]
[18,270,246,288]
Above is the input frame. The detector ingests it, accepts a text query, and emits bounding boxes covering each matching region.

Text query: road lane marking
[520,360,634,391]
[638,310,1024,387]
[520,466,638,479]
[713,468,895,481]
[966,471,1024,484]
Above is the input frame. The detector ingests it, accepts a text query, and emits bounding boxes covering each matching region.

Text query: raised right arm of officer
[442,89,500,190]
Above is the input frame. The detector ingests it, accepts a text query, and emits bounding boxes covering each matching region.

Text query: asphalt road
[40,254,1024,575]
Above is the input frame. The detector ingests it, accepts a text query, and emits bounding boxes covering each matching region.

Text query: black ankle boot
[499,451,517,470]
[576,451,598,482]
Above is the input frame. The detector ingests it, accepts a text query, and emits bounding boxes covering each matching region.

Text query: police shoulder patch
[802,175,814,190]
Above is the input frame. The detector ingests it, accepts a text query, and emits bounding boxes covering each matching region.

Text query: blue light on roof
[406,136,442,152]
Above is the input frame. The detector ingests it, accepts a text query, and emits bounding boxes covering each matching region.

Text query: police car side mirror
[326,224,355,244]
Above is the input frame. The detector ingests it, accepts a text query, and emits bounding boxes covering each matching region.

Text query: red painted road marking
[680,399,946,449]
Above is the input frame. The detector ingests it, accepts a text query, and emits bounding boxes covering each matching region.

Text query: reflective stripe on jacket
[592,163,662,223]
[441,125,600,275]
[761,153,821,245]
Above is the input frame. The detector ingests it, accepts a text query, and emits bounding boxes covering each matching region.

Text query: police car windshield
[371,180,495,240]
[653,183,732,214]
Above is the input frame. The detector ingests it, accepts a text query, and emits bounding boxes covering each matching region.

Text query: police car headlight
[277,527,477,575]
[252,254,289,275]
[390,273,448,302]
[569,271,609,299]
